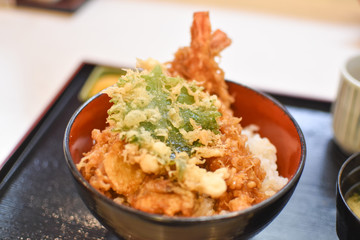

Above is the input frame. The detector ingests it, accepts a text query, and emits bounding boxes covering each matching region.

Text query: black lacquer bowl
[336,152,360,240]
[63,81,306,240]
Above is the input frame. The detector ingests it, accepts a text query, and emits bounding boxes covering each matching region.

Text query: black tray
[0,63,347,239]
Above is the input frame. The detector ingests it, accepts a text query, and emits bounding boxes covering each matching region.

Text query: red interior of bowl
[69,83,303,180]
[228,82,302,179]
[69,94,112,164]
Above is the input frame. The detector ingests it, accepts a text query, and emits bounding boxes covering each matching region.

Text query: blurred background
[1,0,360,163]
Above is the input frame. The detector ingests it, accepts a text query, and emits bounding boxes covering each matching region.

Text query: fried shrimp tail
[168,11,234,109]
[211,29,232,56]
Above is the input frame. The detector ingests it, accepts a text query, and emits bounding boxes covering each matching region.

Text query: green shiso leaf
[107,64,221,167]
[177,87,195,105]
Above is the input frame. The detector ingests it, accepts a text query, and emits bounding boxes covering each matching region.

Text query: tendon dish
[64,80,306,240]
[73,12,289,217]
[64,11,306,239]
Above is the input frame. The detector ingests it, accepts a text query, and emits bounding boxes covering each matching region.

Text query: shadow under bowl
[336,152,360,240]
[63,81,306,240]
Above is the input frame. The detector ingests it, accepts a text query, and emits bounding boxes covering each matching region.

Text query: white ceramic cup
[332,54,360,154]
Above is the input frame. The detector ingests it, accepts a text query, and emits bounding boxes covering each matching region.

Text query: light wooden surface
[1,0,360,164]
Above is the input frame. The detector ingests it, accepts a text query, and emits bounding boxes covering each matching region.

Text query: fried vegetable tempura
[77,11,286,217]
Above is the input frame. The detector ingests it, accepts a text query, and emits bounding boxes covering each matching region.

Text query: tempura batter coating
[168,12,233,109]
[77,11,286,217]
[168,11,266,212]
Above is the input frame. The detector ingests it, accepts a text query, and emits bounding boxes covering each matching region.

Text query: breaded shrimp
[168,12,234,109]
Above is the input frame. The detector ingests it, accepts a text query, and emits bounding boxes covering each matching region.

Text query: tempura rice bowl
[64,80,306,240]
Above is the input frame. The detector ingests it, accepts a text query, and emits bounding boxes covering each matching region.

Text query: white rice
[242,125,288,197]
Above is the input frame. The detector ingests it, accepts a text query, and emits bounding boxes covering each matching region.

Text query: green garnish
[105,65,221,176]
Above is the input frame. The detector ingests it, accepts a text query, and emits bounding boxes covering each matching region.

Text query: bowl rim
[337,151,360,221]
[342,54,360,88]
[63,80,306,224]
